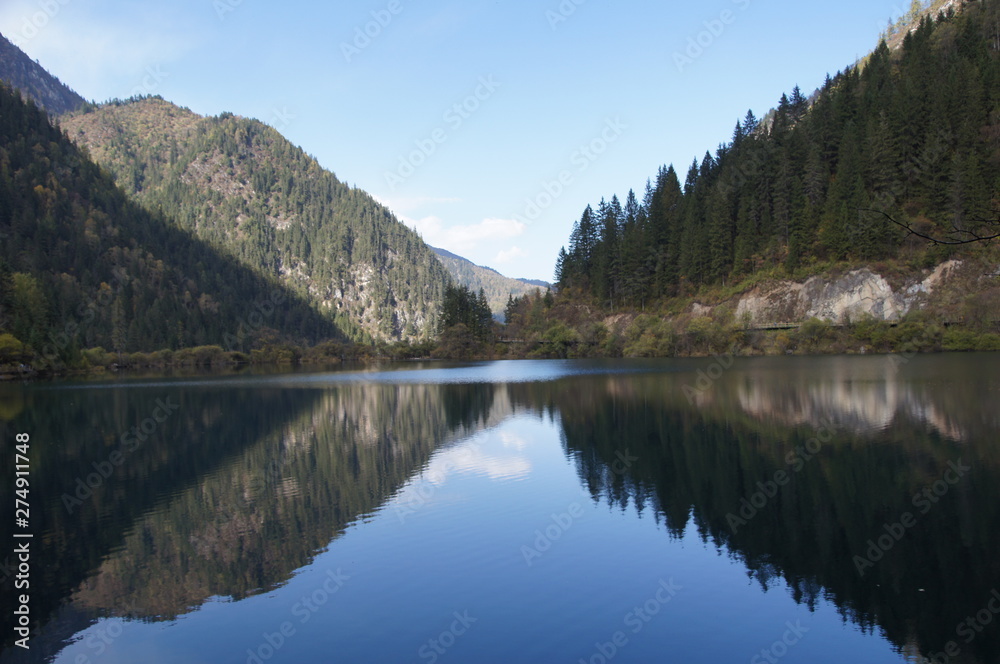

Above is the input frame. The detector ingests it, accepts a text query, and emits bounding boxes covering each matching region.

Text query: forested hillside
[556,0,1000,306]
[61,97,449,342]
[0,83,340,367]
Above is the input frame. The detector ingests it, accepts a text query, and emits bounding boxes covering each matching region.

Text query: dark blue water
[2,355,998,663]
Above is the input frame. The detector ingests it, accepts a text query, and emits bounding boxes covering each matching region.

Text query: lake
[1,355,999,663]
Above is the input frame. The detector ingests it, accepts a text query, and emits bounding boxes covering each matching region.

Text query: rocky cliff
[732,260,975,327]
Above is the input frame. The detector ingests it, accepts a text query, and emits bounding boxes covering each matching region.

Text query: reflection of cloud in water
[500,430,530,451]
[421,437,532,484]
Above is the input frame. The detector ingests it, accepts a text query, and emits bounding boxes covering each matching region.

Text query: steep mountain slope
[0,31,85,115]
[0,82,340,364]
[431,246,547,319]
[882,0,961,50]
[557,0,999,306]
[61,98,449,341]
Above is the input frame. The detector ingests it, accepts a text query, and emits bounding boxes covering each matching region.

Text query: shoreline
[4,345,996,384]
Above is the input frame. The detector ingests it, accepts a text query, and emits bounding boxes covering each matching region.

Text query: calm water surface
[1,355,999,663]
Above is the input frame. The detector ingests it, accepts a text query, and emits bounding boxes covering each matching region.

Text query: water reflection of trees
[512,366,1000,664]
[0,381,505,657]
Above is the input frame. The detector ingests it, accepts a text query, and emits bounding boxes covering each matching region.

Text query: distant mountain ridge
[0,31,85,115]
[430,247,549,320]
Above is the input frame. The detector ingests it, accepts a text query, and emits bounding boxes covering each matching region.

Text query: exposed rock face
[735,261,965,327]
[0,32,85,115]
[803,270,906,323]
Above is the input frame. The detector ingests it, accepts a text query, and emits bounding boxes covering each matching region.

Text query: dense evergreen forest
[0,83,341,369]
[556,1,1000,305]
[61,97,450,342]
[433,284,495,357]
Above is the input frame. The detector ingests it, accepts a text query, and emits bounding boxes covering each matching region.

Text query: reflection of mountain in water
[0,380,513,660]
[518,361,1000,664]
[727,358,974,441]
[1,386,323,657]
[69,382,512,620]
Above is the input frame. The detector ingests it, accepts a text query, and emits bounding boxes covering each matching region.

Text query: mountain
[430,246,548,320]
[0,31,85,115]
[61,97,449,341]
[881,0,961,50]
[0,82,340,366]
[556,0,997,306]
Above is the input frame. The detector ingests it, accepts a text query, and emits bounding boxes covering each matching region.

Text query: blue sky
[1,0,914,282]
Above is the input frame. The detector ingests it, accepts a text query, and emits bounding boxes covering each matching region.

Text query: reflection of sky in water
[44,412,905,664]
[32,359,663,392]
[416,432,533,486]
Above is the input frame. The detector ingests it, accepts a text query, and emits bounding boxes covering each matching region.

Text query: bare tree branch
[861,208,1000,245]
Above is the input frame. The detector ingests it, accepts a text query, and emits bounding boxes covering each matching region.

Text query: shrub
[150,349,174,366]
[976,333,1000,351]
[82,347,115,368]
[798,317,833,347]
[852,315,893,350]
[534,322,580,359]
[0,333,26,364]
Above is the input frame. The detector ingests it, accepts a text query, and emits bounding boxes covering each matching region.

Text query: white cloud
[406,216,526,254]
[378,196,461,214]
[0,3,195,100]
[494,246,527,264]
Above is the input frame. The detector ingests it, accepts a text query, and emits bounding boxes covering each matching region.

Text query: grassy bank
[0,339,439,381]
